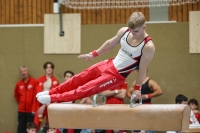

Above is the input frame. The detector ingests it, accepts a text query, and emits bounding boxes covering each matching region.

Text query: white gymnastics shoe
[37,95,51,104]
[36,91,49,98]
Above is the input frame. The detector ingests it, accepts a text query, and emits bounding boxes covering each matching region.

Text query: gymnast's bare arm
[133,41,155,99]
[78,27,127,61]
[136,41,155,86]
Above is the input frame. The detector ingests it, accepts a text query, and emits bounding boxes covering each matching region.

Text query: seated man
[175,94,199,125]
[166,94,199,133]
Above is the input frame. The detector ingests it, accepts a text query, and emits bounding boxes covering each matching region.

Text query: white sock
[37,95,51,104]
[36,91,49,98]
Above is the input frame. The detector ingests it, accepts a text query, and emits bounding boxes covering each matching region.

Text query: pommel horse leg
[47,94,191,132]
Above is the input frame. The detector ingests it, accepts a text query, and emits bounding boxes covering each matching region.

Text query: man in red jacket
[14,66,37,133]
[33,62,59,131]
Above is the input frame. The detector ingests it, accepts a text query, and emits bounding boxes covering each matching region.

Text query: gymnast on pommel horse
[36,12,155,105]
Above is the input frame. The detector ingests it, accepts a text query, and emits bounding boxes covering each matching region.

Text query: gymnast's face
[130,24,146,38]
[45,64,53,75]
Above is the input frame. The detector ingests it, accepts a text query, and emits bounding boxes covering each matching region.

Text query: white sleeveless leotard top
[112,29,151,77]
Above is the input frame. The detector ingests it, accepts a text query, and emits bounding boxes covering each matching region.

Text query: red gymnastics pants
[49,59,126,103]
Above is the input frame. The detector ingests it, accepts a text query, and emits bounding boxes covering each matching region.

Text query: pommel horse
[48,94,191,132]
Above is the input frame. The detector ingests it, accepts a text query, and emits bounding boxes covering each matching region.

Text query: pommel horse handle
[92,94,106,107]
[93,94,142,108]
[130,94,142,108]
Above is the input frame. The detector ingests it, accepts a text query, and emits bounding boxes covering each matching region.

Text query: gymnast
[36,12,155,104]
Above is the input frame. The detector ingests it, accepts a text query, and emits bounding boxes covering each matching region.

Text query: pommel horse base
[48,104,190,131]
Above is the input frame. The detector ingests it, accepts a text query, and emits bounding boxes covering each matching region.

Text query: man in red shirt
[14,66,37,133]
[33,62,59,131]
[101,82,127,104]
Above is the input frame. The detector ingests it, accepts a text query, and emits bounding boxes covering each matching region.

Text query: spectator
[43,125,58,133]
[175,95,199,124]
[26,122,37,133]
[64,70,74,81]
[188,99,200,122]
[59,70,75,133]
[166,94,199,133]
[14,66,37,133]
[127,69,162,104]
[33,62,59,131]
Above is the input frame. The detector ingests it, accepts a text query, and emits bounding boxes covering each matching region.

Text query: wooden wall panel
[49,0,53,13]
[63,5,68,13]
[91,1,96,24]
[82,9,87,24]
[106,8,111,24]
[14,0,19,24]
[32,0,37,24]
[120,8,126,24]
[111,8,115,24]
[169,2,200,22]
[198,1,200,10]
[101,0,106,24]
[96,9,101,24]
[91,9,96,24]
[27,0,31,24]
[144,1,149,21]
[140,7,145,18]
[182,4,188,22]
[193,2,198,11]
[4,0,200,24]
[177,5,183,22]
[44,14,81,54]
[45,0,50,14]
[125,8,130,24]
[115,8,121,24]
[19,0,23,24]
[10,0,15,24]
[0,0,1,23]
[5,0,10,24]
[24,0,28,24]
[172,6,178,21]
[73,0,78,14]
[189,11,200,53]
[1,0,6,24]
[41,0,45,23]
[168,5,173,20]
[87,9,92,24]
